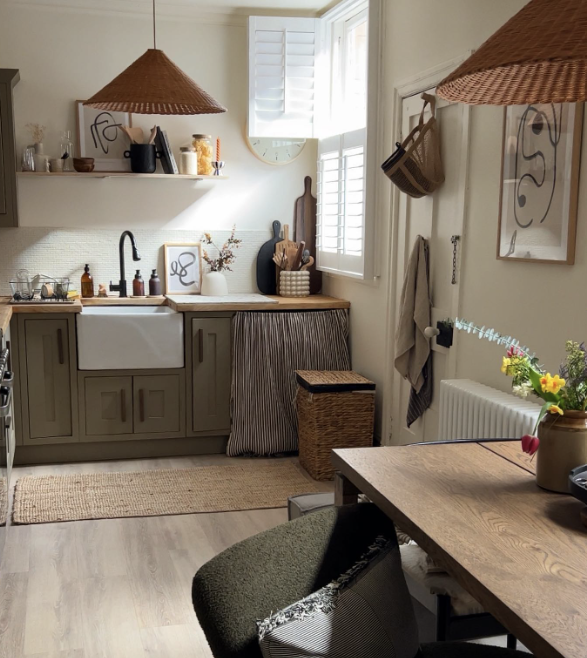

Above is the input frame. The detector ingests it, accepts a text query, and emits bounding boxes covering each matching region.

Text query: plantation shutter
[248,16,319,138]
[317,128,366,277]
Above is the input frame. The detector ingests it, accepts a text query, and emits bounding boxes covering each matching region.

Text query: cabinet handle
[121,388,126,423]
[139,389,145,423]
[57,328,64,365]
[198,328,204,363]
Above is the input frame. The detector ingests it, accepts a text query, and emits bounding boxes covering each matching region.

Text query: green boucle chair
[192,504,528,658]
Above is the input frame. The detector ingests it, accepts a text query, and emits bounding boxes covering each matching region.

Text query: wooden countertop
[0,298,82,333]
[0,294,349,333]
[166,294,350,312]
[81,296,167,306]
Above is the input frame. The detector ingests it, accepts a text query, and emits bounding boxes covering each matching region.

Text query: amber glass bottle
[133,270,145,296]
[149,269,162,296]
[81,264,94,298]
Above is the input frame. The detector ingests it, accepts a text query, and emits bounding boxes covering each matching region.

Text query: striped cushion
[257,537,420,658]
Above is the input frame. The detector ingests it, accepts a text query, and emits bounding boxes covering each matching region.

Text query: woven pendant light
[84,0,225,115]
[437,0,587,105]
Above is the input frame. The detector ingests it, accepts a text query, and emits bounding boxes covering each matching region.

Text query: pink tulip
[521,434,540,456]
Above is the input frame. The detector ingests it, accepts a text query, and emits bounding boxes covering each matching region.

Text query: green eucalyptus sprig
[454,318,539,366]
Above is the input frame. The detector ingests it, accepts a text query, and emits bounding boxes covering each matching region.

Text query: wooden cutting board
[256,220,282,295]
[294,176,321,294]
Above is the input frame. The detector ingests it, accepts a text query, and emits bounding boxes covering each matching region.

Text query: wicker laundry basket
[296,370,375,481]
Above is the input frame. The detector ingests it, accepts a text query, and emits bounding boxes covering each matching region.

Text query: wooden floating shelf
[17,171,227,180]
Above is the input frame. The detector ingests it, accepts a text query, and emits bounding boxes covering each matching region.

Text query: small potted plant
[455,319,587,493]
[200,226,241,296]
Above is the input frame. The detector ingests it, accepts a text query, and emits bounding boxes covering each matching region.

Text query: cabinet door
[192,318,231,433]
[25,319,73,439]
[85,376,132,436]
[133,375,180,435]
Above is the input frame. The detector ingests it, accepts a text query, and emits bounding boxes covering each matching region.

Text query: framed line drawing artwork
[76,101,132,172]
[497,102,583,264]
[164,242,203,294]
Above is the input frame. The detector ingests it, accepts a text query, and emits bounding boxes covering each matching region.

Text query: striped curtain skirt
[227,310,351,457]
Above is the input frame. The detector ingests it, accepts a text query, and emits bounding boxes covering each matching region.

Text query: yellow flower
[549,404,564,415]
[539,373,566,394]
[548,374,566,394]
[501,357,511,375]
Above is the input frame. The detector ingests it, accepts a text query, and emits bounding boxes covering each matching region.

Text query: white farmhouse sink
[77,306,184,370]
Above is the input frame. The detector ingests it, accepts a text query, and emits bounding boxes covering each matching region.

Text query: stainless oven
[0,329,15,560]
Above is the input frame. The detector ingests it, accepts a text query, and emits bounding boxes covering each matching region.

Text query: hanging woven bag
[381,93,445,198]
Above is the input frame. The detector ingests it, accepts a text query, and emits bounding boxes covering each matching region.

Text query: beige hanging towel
[394,235,431,394]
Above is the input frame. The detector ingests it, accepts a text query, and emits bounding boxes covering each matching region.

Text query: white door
[391,91,470,445]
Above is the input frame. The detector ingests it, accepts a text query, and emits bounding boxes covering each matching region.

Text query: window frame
[316,0,381,280]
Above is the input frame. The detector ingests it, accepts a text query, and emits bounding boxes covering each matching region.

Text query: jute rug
[13,461,322,525]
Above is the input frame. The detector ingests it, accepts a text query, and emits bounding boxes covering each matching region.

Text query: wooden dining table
[332,441,587,658]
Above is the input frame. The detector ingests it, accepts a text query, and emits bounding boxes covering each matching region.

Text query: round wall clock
[246,135,307,165]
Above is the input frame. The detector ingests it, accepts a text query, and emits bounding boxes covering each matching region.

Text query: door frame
[381,53,473,446]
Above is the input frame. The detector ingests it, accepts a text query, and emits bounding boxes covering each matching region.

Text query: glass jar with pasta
[192,134,213,176]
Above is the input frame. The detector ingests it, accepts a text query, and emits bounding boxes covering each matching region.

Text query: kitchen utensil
[293,176,321,293]
[274,225,297,270]
[274,225,299,292]
[148,125,158,144]
[120,125,144,145]
[293,241,305,271]
[301,256,315,271]
[256,220,282,295]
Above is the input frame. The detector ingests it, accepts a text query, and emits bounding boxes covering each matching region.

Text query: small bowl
[73,157,95,173]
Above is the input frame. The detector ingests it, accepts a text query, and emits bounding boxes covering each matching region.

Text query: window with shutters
[248,17,319,139]
[248,0,380,279]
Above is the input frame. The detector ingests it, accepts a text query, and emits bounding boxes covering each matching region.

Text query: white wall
[0,3,317,233]
[324,0,587,443]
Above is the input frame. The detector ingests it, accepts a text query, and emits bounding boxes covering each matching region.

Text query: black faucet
[110,230,141,298]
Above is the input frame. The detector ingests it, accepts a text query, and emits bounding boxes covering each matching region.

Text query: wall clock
[246,135,307,165]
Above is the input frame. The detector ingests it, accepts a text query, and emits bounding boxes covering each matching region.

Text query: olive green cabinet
[134,374,181,435]
[0,70,20,228]
[190,317,231,434]
[84,376,132,437]
[81,372,184,441]
[18,316,78,444]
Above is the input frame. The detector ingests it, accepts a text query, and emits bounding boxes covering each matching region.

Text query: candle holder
[212,161,225,176]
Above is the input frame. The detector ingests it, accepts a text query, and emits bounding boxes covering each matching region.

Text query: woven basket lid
[84,49,226,115]
[437,0,587,105]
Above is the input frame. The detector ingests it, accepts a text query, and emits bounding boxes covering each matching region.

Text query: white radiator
[439,379,541,441]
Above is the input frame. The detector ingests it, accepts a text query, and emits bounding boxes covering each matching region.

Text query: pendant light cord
[152,0,157,49]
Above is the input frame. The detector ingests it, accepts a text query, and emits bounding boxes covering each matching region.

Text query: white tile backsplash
[0,228,269,296]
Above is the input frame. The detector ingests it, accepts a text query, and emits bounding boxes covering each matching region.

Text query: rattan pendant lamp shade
[437,0,587,105]
[84,1,225,115]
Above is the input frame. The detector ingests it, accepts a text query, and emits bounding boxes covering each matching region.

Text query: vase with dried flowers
[26,123,49,172]
[455,319,587,493]
[200,226,242,296]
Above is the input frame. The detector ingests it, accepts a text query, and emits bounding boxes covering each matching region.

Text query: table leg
[334,472,361,506]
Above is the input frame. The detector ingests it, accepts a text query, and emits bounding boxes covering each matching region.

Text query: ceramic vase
[201,271,228,296]
[536,411,587,493]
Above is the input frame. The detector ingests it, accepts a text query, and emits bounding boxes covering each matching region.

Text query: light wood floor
[0,454,300,658]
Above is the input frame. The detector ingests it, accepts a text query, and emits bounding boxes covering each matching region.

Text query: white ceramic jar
[179,147,199,175]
